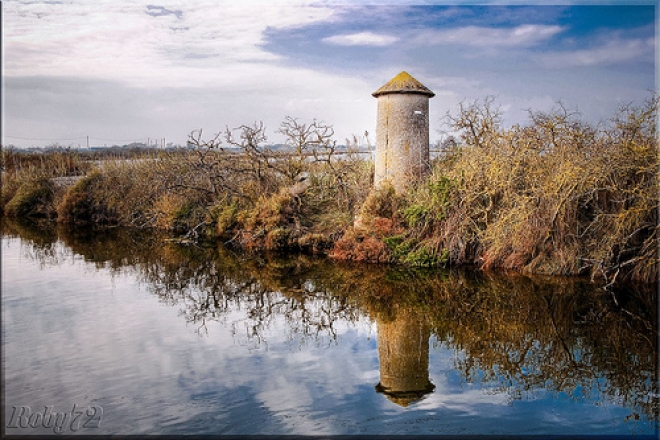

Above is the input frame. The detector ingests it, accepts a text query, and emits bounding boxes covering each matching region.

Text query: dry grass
[429,96,659,284]
[1,148,89,215]
[4,177,55,218]
[3,102,657,285]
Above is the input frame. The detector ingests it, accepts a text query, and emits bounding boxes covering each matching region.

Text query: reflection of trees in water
[434,275,657,419]
[2,218,62,268]
[325,265,658,417]
[137,248,365,343]
[4,218,658,420]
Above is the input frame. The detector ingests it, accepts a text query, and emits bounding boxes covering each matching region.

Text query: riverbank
[2,99,657,285]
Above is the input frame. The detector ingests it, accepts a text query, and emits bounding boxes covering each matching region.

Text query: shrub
[244,189,296,231]
[401,245,441,268]
[57,171,117,224]
[384,235,414,259]
[265,227,290,250]
[402,204,430,228]
[153,193,207,232]
[342,95,657,283]
[359,184,401,221]
[298,233,332,253]
[1,177,22,214]
[213,203,239,236]
[329,229,391,263]
[4,178,54,218]
[432,96,659,284]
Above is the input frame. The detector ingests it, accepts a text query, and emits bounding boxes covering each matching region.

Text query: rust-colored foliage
[329,229,391,263]
[372,217,396,236]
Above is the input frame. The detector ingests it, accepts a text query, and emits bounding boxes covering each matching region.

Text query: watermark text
[6,404,103,434]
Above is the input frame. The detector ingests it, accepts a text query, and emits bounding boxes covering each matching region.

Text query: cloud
[3,3,655,150]
[3,1,339,86]
[145,4,183,19]
[540,36,654,68]
[416,24,564,48]
[4,2,381,146]
[323,31,399,47]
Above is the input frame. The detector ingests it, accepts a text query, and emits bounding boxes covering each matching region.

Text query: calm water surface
[2,220,658,436]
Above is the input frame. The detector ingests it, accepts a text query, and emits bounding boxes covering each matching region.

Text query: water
[2,219,658,436]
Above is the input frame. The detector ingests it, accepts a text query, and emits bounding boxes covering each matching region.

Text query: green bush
[401,245,441,268]
[402,204,430,228]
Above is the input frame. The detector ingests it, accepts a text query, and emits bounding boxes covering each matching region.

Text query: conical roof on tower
[372,71,435,98]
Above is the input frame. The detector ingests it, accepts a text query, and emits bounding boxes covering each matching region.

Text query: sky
[2,1,657,148]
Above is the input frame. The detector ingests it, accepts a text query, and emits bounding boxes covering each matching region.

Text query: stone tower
[372,71,435,193]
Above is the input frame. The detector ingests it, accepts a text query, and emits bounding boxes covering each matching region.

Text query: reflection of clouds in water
[414,378,508,413]
[418,356,638,435]
[182,310,381,432]
[169,326,381,434]
[3,234,657,435]
[4,239,381,435]
[257,374,314,409]
[255,375,319,433]
[207,326,380,434]
[4,246,224,433]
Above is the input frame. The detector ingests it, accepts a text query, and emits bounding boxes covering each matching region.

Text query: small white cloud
[416,24,564,48]
[323,31,399,47]
[540,36,654,68]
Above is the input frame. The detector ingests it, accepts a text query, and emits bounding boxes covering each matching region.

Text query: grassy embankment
[2,99,657,285]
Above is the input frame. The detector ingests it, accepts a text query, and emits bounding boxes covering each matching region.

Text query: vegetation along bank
[2,98,657,286]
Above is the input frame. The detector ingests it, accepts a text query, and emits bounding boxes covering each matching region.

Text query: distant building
[372,71,435,193]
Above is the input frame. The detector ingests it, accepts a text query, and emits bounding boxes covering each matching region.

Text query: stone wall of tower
[374,93,430,193]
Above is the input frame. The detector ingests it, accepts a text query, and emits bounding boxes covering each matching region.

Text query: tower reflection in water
[375,308,435,406]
